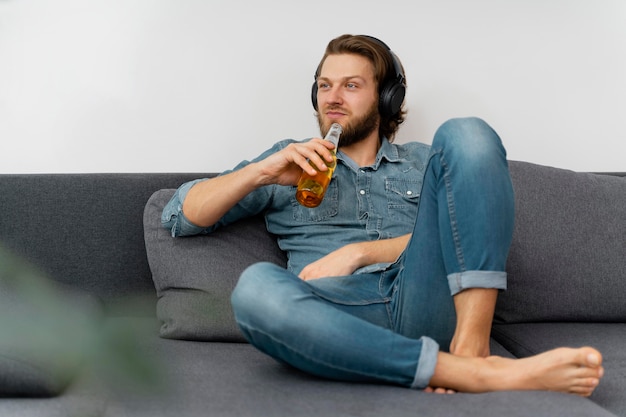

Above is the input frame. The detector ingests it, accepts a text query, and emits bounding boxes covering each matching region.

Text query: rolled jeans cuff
[411,336,439,389]
[447,271,507,296]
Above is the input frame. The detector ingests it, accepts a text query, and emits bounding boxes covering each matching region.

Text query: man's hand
[182,138,335,228]
[298,234,411,281]
[299,243,362,280]
[256,139,336,187]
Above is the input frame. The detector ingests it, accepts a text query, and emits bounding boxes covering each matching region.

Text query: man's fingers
[287,140,333,173]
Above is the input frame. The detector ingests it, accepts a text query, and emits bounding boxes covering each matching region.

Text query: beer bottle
[295,123,342,207]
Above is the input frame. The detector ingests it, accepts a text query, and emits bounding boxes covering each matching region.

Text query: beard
[317,101,379,147]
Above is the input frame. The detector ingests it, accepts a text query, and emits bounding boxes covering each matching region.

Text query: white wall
[1,0,624,173]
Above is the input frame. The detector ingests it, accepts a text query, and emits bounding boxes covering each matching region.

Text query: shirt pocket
[385,178,421,222]
[291,180,339,222]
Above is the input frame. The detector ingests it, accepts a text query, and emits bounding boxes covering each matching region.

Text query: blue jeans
[231,117,514,389]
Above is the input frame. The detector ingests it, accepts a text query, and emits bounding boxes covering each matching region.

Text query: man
[162,34,603,395]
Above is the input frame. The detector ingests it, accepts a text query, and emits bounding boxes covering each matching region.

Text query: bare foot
[424,386,456,394]
[429,346,603,397]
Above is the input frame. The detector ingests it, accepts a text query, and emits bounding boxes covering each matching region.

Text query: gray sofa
[0,160,624,417]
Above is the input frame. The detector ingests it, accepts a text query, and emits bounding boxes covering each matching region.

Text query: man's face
[315,53,380,146]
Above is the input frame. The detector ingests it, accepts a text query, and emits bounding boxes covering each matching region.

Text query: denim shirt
[162,138,431,276]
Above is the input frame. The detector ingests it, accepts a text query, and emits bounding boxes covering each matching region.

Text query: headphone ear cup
[311,82,318,110]
[378,80,406,118]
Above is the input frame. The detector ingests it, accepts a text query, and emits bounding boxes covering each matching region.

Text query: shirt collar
[337,138,399,172]
[376,138,401,165]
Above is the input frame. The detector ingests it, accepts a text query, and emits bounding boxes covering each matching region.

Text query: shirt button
[359,190,366,195]
[406,190,413,196]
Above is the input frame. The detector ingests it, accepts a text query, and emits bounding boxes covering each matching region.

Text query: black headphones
[311,35,406,119]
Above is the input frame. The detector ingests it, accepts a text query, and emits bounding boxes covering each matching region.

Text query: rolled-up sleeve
[161,178,209,237]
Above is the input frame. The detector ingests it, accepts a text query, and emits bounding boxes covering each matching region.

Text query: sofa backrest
[0,173,210,314]
[497,161,626,323]
[1,161,625,323]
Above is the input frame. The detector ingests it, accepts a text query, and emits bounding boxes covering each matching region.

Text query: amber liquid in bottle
[295,123,342,208]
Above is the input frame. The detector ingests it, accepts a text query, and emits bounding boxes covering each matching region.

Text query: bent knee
[231,262,277,311]
[231,262,303,322]
[231,263,308,337]
[433,117,505,161]
[434,117,493,143]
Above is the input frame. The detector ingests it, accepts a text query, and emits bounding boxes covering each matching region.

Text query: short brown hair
[315,34,407,142]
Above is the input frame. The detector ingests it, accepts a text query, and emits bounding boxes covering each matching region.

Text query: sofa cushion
[92,328,616,417]
[0,245,99,397]
[496,161,626,323]
[143,189,287,342]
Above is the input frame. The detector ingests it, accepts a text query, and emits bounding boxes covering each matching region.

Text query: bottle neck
[324,123,342,147]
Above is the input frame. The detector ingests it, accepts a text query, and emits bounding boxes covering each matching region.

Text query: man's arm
[182,138,338,228]
[299,234,411,280]
[182,164,265,228]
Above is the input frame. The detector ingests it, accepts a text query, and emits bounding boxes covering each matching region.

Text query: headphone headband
[360,35,405,85]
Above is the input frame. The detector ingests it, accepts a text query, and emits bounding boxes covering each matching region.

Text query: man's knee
[231,262,302,331]
[432,117,504,162]
[231,262,277,317]
[230,262,296,351]
[434,117,495,144]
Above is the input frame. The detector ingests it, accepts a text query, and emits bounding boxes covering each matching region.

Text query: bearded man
[163,34,603,396]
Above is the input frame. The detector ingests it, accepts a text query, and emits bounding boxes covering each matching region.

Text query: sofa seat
[2,317,613,417]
